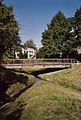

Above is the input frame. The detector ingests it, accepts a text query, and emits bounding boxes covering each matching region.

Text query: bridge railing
[0,59,76,65]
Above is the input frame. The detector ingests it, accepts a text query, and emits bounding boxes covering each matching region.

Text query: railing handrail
[1,58,75,60]
[0,58,76,66]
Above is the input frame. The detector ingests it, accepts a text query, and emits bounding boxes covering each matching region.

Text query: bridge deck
[2,63,72,69]
[0,59,74,69]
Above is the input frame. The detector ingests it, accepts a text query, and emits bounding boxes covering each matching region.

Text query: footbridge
[1,59,75,69]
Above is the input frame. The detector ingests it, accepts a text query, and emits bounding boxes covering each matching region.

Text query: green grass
[39,64,81,91]
[6,73,35,98]
[0,64,81,120]
[0,66,35,106]
[0,81,81,120]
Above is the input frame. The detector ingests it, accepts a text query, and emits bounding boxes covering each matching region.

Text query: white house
[15,47,36,59]
[15,51,20,59]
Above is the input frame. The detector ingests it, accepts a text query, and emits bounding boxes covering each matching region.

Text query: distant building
[76,48,81,55]
[15,47,36,59]
[76,47,81,61]
[15,51,20,59]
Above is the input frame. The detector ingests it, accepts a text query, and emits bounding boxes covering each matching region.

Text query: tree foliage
[0,1,21,59]
[24,39,36,49]
[41,8,81,58]
[42,11,68,58]
[36,47,45,58]
[18,50,28,59]
[63,7,81,58]
[74,7,81,46]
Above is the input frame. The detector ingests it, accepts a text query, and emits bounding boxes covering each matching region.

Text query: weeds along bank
[0,66,35,107]
[0,63,81,120]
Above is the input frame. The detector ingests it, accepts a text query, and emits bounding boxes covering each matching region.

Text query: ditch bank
[32,68,66,85]
[0,67,66,108]
[0,66,35,107]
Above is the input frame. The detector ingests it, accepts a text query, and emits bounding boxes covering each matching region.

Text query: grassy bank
[0,64,81,120]
[0,81,81,120]
[39,64,81,91]
[0,66,35,106]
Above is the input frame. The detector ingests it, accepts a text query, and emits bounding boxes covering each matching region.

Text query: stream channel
[0,68,65,109]
[32,68,65,86]
[33,77,41,85]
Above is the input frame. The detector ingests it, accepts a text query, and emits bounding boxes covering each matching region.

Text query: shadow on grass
[31,68,65,76]
[9,67,65,77]
[0,100,26,120]
[0,66,66,107]
[0,66,29,107]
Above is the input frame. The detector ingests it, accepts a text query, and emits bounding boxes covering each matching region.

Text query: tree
[62,17,76,58]
[36,47,45,58]
[62,7,81,58]
[24,39,36,49]
[0,1,21,59]
[18,50,23,59]
[74,7,81,46]
[41,9,81,58]
[41,11,68,58]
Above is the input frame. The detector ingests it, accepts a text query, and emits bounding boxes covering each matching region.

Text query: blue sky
[3,0,81,48]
